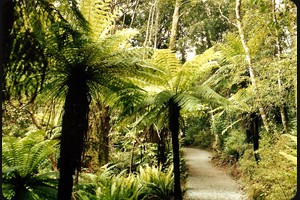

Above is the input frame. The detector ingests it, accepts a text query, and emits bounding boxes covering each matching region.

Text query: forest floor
[183,147,246,200]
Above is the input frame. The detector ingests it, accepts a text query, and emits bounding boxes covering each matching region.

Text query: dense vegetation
[2,0,296,200]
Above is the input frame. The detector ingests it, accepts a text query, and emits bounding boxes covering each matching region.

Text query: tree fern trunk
[57,67,90,200]
[158,127,167,166]
[168,98,182,200]
[235,0,269,132]
[100,103,110,164]
[250,113,260,164]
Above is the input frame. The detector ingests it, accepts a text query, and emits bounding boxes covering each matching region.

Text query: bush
[238,132,297,199]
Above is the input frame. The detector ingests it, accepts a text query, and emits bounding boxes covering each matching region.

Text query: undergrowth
[238,132,297,200]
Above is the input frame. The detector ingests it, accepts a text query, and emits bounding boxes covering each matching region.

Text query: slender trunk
[205,29,212,49]
[148,0,157,46]
[57,67,90,200]
[49,155,58,172]
[28,103,43,129]
[277,78,288,133]
[129,0,139,28]
[235,0,269,132]
[169,98,182,200]
[272,0,288,133]
[279,105,288,132]
[169,0,181,50]
[100,103,110,164]
[144,0,155,47]
[211,112,220,154]
[153,1,160,48]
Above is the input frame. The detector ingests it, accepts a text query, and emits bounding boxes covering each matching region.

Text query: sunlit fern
[138,165,174,200]
[2,130,59,200]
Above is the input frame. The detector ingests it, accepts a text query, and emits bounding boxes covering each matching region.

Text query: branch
[218,3,237,28]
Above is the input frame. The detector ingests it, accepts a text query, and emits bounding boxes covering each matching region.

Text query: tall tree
[44,8,156,199]
[169,0,182,50]
[235,0,270,132]
[138,48,230,200]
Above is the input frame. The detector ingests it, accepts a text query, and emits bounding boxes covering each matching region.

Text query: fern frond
[192,85,231,106]
[2,131,59,199]
[175,93,207,112]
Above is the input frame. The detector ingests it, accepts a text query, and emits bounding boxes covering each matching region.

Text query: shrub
[238,132,297,199]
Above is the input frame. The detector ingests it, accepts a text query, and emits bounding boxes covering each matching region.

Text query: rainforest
[1,0,297,200]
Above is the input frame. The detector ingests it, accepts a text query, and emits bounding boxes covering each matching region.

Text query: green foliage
[238,132,297,199]
[4,0,89,102]
[73,164,174,200]
[4,1,297,200]
[183,115,213,148]
[2,130,59,200]
[2,102,33,137]
[187,131,213,149]
[223,130,247,160]
[73,165,140,200]
[139,165,174,200]
[98,173,140,200]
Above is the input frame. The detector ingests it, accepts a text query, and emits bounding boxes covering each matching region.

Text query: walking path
[183,147,245,200]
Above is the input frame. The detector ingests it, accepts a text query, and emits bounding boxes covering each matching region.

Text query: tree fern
[2,130,59,200]
[28,1,161,198]
[129,48,231,199]
[4,0,89,103]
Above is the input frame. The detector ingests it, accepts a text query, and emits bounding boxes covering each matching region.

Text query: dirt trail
[183,147,245,200]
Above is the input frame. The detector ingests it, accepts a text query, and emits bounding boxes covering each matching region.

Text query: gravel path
[183,147,245,200]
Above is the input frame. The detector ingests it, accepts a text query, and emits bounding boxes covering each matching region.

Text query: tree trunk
[168,98,182,200]
[272,0,288,133]
[144,0,156,47]
[158,127,167,166]
[211,112,221,154]
[169,0,181,50]
[129,0,139,28]
[250,113,260,164]
[57,67,90,200]
[1,0,15,101]
[235,0,269,132]
[100,102,110,164]
[153,0,160,48]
